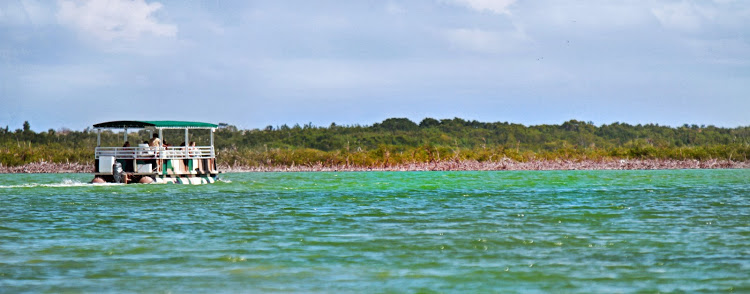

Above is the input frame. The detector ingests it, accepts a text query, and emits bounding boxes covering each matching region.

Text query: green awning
[93,120,218,129]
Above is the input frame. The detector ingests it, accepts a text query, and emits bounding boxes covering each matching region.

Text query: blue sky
[1,0,749,131]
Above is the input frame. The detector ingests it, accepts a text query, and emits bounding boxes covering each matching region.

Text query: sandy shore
[2,159,748,174]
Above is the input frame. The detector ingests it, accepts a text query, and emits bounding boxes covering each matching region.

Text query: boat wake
[0,179,115,189]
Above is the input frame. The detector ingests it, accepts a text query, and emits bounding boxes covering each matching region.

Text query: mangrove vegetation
[2,118,749,169]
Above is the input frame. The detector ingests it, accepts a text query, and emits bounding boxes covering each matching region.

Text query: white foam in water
[0,179,108,189]
[61,178,82,185]
[45,179,89,187]
[0,183,40,189]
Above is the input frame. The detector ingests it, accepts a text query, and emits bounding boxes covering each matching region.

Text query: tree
[218,123,238,132]
[23,121,31,133]
[419,118,440,128]
[375,118,418,132]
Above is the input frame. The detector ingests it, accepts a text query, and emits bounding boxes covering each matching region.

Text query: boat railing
[95,146,215,160]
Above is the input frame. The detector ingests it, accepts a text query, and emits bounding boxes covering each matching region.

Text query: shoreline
[2,159,749,174]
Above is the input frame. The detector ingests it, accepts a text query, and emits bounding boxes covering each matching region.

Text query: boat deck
[94,146,218,176]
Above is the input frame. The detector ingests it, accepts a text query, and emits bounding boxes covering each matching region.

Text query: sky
[1,0,749,132]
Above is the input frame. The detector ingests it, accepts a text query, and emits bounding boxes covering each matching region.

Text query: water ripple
[0,170,748,292]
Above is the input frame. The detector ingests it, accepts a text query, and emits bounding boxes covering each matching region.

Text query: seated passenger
[138,142,151,157]
[121,141,133,157]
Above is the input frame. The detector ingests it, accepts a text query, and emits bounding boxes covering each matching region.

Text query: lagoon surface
[1,170,749,293]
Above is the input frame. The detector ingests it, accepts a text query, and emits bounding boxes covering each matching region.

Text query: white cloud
[651,2,712,31]
[443,28,528,54]
[448,0,516,15]
[0,0,54,25]
[257,59,395,91]
[651,1,750,34]
[56,0,177,41]
[19,64,116,93]
[385,2,406,15]
[22,0,55,25]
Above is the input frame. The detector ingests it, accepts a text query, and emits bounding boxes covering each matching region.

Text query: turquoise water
[1,170,748,293]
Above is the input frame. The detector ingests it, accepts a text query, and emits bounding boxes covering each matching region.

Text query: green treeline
[2,118,750,168]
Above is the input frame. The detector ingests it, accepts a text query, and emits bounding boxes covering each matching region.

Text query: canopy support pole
[210,128,215,157]
[124,128,128,143]
[97,129,101,147]
[158,128,164,159]
[185,128,189,157]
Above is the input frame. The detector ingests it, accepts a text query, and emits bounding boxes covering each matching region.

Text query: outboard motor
[113,162,124,183]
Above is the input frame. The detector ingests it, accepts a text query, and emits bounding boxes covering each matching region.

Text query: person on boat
[121,141,134,162]
[188,141,203,171]
[189,141,197,157]
[148,133,161,147]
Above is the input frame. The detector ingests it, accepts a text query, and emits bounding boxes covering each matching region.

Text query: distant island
[2,118,749,173]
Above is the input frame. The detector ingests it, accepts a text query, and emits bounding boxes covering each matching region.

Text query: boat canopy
[94,120,218,129]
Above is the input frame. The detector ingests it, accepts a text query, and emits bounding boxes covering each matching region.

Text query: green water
[1,170,748,293]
